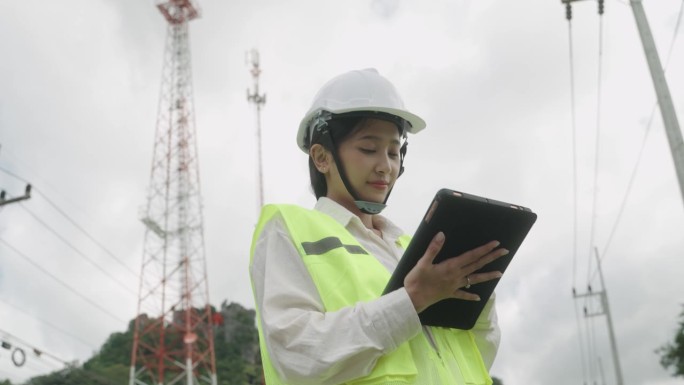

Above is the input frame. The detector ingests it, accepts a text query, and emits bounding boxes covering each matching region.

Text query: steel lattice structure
[130,1,217,384]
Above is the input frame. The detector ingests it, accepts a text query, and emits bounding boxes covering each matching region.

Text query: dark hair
[307,116,364,199]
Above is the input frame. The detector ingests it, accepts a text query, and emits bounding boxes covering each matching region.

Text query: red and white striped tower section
[130,1,217,384]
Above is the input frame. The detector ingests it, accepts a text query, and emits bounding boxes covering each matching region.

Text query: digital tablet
[383,188,537,329]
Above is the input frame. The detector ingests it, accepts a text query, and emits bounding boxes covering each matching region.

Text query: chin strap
[315,114,408,215]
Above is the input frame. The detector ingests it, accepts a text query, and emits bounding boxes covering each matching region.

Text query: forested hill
[5,301,262,385]
[2,302,514,385]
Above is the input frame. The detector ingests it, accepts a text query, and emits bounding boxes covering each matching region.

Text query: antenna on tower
[129,1,217,385]
[246,49,267,210]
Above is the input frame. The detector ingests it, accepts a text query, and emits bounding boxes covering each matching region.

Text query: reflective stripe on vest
[302,236,369,256]
[250,204,492,385]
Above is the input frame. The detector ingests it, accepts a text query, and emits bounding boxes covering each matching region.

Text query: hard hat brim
[297,107,426,153]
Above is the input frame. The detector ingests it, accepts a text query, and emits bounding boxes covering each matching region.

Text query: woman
[250,68,508,385]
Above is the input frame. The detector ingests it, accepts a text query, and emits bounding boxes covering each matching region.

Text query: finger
[465,248,509,273]
[467,271,504,286]
[445,240,500,268]
[452,289,481,302]
[418,231,445,266]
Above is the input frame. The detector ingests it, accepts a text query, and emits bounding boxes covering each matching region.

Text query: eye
[388,152,400,159]
[359,148,376,154]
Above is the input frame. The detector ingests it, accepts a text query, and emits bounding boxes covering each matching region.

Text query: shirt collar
[314,197,357,227]
[314,197,404,240]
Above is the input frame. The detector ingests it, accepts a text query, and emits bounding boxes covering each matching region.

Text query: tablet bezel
[383,188,537,329]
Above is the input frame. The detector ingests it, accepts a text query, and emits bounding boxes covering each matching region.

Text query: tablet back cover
[384,189,537,329]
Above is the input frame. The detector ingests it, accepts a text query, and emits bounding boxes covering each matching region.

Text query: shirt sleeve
[469,293,500,370]
[250,216,422,385]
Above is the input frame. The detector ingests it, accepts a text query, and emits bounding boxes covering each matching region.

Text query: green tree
[26,367,115,385]
[21,301,262,385]
[657,305,684,377]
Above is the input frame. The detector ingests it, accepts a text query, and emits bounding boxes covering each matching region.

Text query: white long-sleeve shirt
[250,197,500,385]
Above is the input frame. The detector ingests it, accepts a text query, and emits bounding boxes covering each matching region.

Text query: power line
[0,238,128,324]
[31,189,139,277]
[0,165,29,184]
[0,165,139,279]
[566,5,590,382]
[565,1,579,290]
[17,202,137,297]
[0,297,96,350]
[573,296,589,384]
[21,354,63,374]
[0,151,99,224]
[0,328,117,385]
[0,328,72,368]
[591,0,684,279]
[588,0,606,286]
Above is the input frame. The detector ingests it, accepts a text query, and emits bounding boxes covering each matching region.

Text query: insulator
[566,3,572,21]
[598,0,604,15]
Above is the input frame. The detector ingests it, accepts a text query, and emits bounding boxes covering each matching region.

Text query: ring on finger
[465,275,471,289]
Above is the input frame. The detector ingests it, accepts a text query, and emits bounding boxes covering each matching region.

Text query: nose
[375,152,392,175]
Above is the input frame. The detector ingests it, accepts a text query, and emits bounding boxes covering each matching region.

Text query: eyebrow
[356,135,402,145]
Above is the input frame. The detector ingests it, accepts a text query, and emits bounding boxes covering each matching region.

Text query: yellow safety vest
[250,204,492,385]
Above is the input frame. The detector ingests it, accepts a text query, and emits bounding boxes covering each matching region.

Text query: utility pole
[246,49,267,210]
[630,0,684,207]
[0,184,31,207]
[562,0,684,207]
[0,145,32,207]
[573,248,624,385]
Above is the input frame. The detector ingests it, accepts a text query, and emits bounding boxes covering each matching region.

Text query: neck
[327,194,375,230]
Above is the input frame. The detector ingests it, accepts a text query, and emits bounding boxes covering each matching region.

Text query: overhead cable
[0,328,71,367]
[0,238,128,324]
[18,203,137,297]
[593,0,684,277]
[0,336,117,385]
[31,189,139,277]
[0,165,139,279]
[566,4,590,383]
[566,2,580,292]
[587,0,606,286]
[0,165,29,184]
[0,297,96,350]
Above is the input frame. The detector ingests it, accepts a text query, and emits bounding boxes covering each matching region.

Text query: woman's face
[326,118,403,209]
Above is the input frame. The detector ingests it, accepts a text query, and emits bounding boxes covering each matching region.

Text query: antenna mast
[247,49,267,209]
[130,1,217,384]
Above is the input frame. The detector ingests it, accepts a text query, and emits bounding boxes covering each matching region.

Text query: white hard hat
[296,68,426,153]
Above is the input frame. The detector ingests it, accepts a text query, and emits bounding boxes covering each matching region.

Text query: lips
[368,181,389,189]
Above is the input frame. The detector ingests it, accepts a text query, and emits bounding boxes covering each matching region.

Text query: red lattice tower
[129,1,217,384]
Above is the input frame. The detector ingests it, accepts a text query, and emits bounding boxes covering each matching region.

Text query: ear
[309,144,331,173]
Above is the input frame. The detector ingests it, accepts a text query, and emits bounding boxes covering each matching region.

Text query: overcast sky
[1,0,684,384]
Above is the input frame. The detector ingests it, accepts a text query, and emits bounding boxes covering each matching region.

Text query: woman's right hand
[403,231,509,313]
